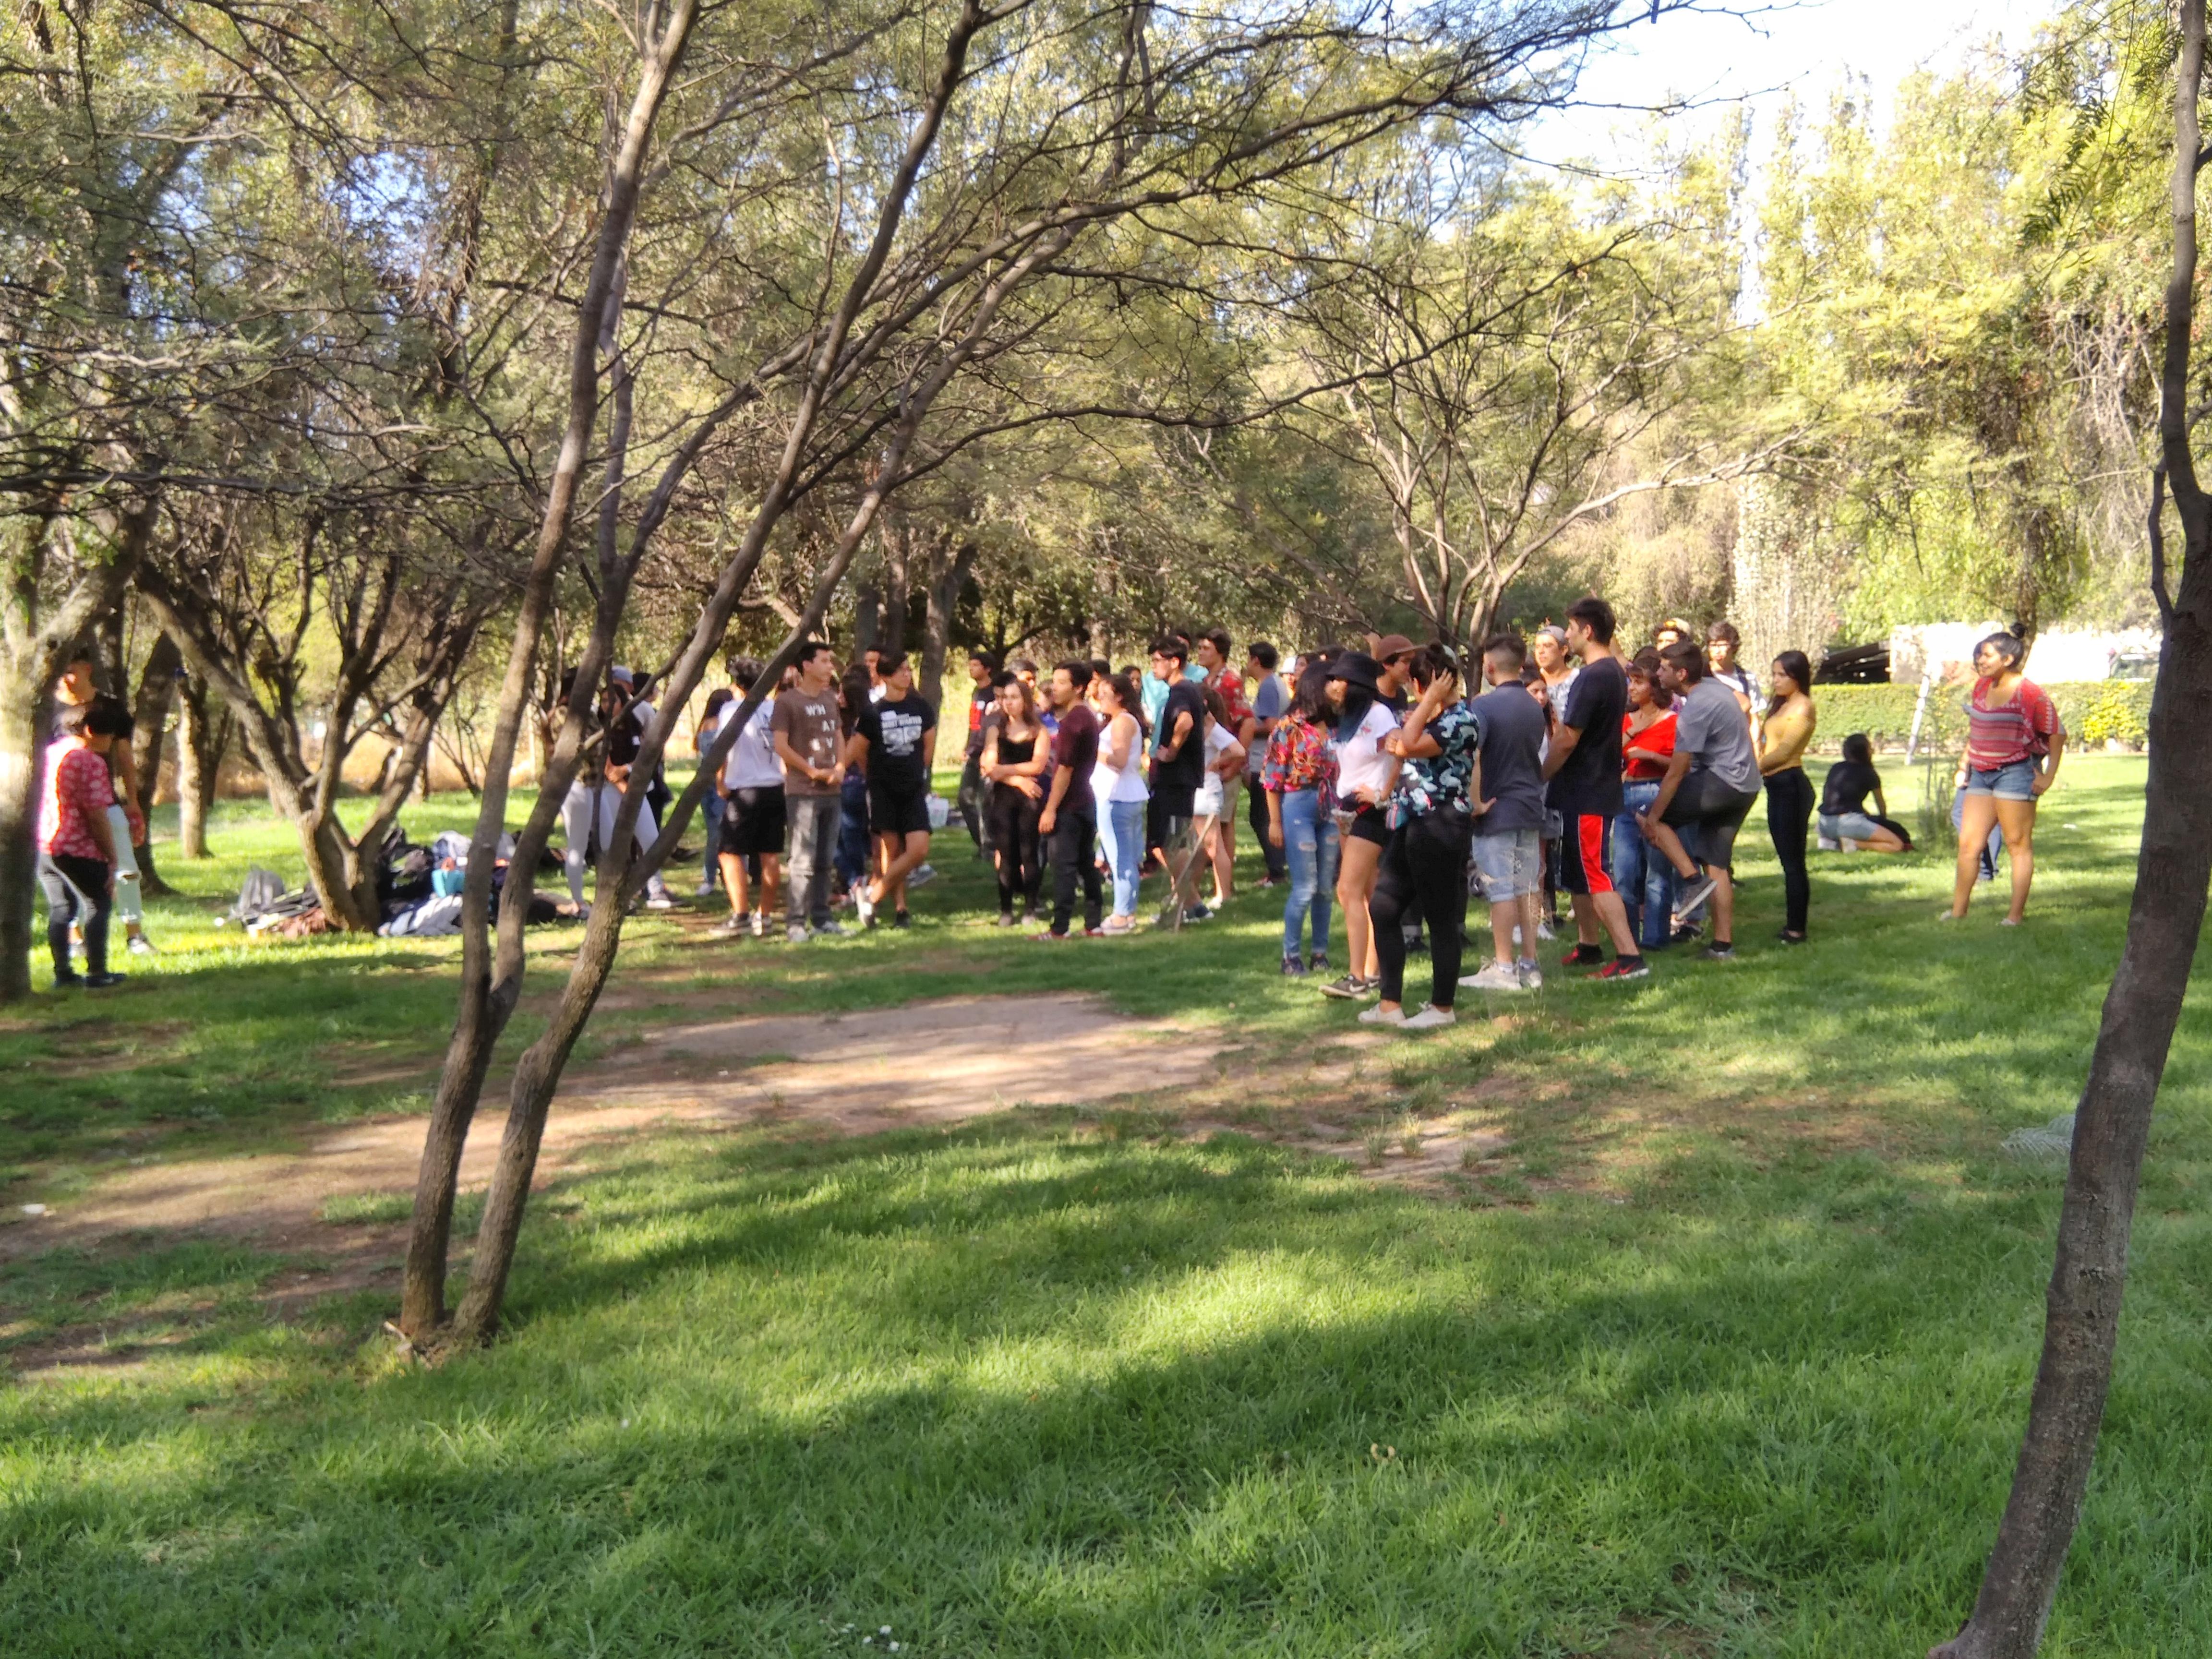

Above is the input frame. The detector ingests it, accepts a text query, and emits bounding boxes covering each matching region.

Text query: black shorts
[719,786,786,857]
[868,780,932,838]
[1661,772,1760,871]
[1342,801,1389,846]
[1557,813,1614,896]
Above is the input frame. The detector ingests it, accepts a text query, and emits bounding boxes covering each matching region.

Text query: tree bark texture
[174,672,225,859]
[1932,8,2212,1653]
[128,628,181,892]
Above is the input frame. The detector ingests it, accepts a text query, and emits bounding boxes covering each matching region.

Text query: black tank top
[996,730,1037,769]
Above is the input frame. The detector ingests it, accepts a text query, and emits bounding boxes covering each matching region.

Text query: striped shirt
[1966,676,2060,770]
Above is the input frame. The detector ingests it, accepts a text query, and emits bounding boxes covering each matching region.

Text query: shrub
[1809,681,2150,752]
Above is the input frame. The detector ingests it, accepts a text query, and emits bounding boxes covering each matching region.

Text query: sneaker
[695,879,717,896]
[891,911,911,929]
[813,921,849,939]
[1357,1003,1408,1026]
[787,924,812,943]
[127,933,158,957]
[1535,920,1556,942]
[1032,929,1075,942]
[1255,876,1278,890]
[908,864,938,889]
[1671,874,1717,926]
[1182,903,1212,923]
[1668,922,1702,946]
[1317,974,1371,1000]
[1515,959,1544,990]
[1102,915,1136,935]
[750,912,766,938]
[1281,955,1307,977]
[1777,929,1808,945]
[855,888,876,926]
[714,914,748,937]
[644,892,675,912]
[1840,839,1863,853]
[1082,926,1108,938]
[1022,909,1044,927]
[1815,835,1840,852]
[1306,953,1329,975]
[85,971,127,989]
[995,912,1018,927]
[1459,960,1526,994]
[1401,1005,1457,1030]
[1591,957,1649,981]
[1562,943,1604,968]
[1700,943,1736,962]
[50,972,84,989]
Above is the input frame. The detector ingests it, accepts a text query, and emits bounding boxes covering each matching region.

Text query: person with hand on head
[1945,632,2064,925]
[38,698,127,988]
[981,672,1050,925]
[1371,635,1419,710]
[1638,640,1763,961]
[1036,660,1106,939]
[772,641,848,942]
[1460,634,1551,993]
[1317,652,1398,999]
[1758,650,1819,944]
[1540,597,1647,980]
[1361,647,1479,1030]
[845,650,937,929]
[1263,664,1340,976]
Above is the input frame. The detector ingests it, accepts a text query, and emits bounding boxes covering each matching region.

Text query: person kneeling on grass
[1817,733,1911,854]
[1637,640,1762,962]
[846,651,937,930]
[39,698,127,989]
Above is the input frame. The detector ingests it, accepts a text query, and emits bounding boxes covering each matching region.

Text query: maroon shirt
[1051,703,1101,818]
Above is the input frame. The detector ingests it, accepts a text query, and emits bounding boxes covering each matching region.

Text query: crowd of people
[32,609,2069,998]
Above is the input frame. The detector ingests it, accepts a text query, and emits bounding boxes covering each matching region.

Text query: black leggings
[39,853,112,979]
[1049,808,1103,937]
[1370,809,1471,1009]
[986,786,1043,915]
[1765,767,1813,935]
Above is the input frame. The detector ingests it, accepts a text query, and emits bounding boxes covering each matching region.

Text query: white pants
[105,805,143,926]
[562,781,668,906]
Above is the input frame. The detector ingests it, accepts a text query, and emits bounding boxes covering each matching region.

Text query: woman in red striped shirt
[1945,633,2065,926]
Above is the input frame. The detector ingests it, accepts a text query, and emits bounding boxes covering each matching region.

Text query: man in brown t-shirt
[770,641,847,940]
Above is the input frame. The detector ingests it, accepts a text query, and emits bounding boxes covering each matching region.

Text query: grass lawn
[4,756,2210,1656]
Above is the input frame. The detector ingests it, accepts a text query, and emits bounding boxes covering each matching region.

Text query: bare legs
[868,830,931,912]
[1646,818,1734,945]
[719,849,779,919]
[1336,832,1382,980]
[1951,794,2037,922]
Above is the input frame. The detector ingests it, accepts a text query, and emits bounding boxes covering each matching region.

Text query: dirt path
[1,994,1232,1262]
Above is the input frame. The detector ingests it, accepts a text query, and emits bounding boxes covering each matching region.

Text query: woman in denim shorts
[1944,633,2065,925]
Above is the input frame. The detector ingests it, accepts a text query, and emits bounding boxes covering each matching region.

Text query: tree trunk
[129,629,182,894]
[1931,10,2212,1653]
[853,579,882,656]
[880,522,911,657]
[0,664,47,1002]
[919,538,974,710]
[175,673,224,859]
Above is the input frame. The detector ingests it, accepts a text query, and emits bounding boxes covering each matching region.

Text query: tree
[1932,3,2212,1652]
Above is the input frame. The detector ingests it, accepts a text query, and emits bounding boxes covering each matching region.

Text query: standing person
[1540,598,1646,979]
[38,699,127,988]
[956,649,999,858]
[832,663,874,902]
[1705,621,1759,717]
[1036,660,1106,939]
[1945,632,2065,925]
[1263,665,1340,975]
[559,677,676,914]
[1318,653,1398,999]
[847,651,938,928]
[1370,635,1418,709]
[1361,649,1478,1029]
[981,674,1049,924]
[714,662,785,938]
[1653,617,1693,652]
[1460,634,1551,992]
[1193,629,1250,883]
[1530,624,1577,932]
[772,641,848,942]
[1242,642,1290,888]
[55,662,157,958]
[693,687,735,896]
[1147,637,1211,928]
[1091,669,1150,933]
[1758,650,1818,944]
[1192,687,1248,913]
[1614,650,1679,952]
[1818,733,1911,852]
[1638,640,1763,961]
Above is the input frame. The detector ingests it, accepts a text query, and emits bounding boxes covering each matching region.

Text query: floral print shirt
[1261,714,1336,795]
[1390,701,1480,823]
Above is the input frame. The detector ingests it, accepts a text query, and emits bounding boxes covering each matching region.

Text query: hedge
[1806,680,2152,752]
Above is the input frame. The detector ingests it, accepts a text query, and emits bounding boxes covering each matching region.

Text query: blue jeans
[699,789,725,890]
[1104,796,1146,917]
[1278,788,1338,960]
[836,770,871,888]
[1614,781,1675,949]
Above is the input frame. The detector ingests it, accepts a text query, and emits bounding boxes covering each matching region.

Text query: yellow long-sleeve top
[1759,696,1817,775]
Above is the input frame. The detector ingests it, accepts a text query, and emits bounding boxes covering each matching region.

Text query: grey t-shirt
[1675,677,1760,794]
[1470,685,1547,834]
[1245,673,1288,776]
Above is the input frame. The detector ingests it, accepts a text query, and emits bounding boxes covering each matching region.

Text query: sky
[1525,0,2067,175]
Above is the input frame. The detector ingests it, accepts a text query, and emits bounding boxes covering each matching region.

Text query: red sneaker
[1589,958,1649,981]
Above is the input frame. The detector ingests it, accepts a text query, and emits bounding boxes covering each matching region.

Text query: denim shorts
[1963,759,2039,802]
[1817,810,1881,842]
[1471,826,1541,902]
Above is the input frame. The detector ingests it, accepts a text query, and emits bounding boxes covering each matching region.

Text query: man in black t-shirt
[1148,637,1210,928]
[1541,597,1644,979]
[844,652,937,927]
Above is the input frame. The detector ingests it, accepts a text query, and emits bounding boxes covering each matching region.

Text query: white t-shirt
[721,701,784,790]
[1091,710,1149,805]
[1329,702,1399,801]
[1193,723,1239,815]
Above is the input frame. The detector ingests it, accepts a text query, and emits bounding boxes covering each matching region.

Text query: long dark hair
[1767,650,1814,721]
[1098,668,1150,738]
[1628,648,1671,710]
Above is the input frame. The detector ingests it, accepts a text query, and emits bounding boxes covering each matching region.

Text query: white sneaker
[127,934,158,957]
[909,864,938,889]
[787,924,811,943]
[713,914,747,937]
[1816,835,1840,852]
[749,911,766,938]
[644,892,675,911]
[855,888,876,926]
[695,879,717,896]
[1535,921,1556,942]
[1401,1005,1456,1030]
[1516,959,1544,990]
[1357,1003,1408,1026]
[1841,839,1863,853]
[812,921,848,938]
[1459,960,1527,994]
